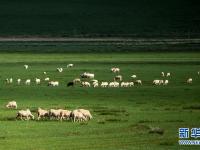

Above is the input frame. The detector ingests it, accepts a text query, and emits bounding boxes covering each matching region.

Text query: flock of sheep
[4,65,199,88]
[6,101,92,122]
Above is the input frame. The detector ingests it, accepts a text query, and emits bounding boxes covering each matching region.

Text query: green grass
[0,52,199,149]
[0,0,199,37]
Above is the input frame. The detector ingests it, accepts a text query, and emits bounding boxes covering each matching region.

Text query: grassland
[0,0,199,37]
[0,52,199,149]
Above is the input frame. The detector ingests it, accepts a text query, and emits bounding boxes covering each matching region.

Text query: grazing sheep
[16,109,34,120]
[101,82,108,87]
[17,78,21,85]
[153,80,160,85]
[44,77,50,81]
[37,108,49,120]
[109,81,119,87]
[6,101,17,109]
[57,68,63,73]
[49,109,62,120]
[114,75,122,81]
[43,72,47,75]
[111,67,120,73]
[48,81,59,86]
[73,78,81,84]
[60,110,71,120]
[67,81,74,87]
[92,82,99,88]
[77,109,92,120]
[67,64,74,68]
[91,79,98,83]
[71,110,87,122]
[131,75,137,78]
[6,78,13,84]
[164,80,169,85]
[25,79,31,85]
[166,72,171,77]
[35,78,41,85]
[81,81,91,87]
[187,78,192,84]
[161,72,165,77]
[135,80,142,85]
[80,72,94,79]
[24,65,28,69]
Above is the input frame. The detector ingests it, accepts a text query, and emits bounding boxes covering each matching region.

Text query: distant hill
[0,0,199,38]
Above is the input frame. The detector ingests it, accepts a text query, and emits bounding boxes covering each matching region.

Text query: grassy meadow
[0,52,199,149]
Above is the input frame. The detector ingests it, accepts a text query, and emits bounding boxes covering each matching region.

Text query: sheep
[60,110,71,121]
[57,68,63,73]
[17,78,21,85]
[37,108,49,120]
[111,67,120,73]
[44,77,50,81]
[73,78,81,84]
[153,80,160,85]
[80,72,94,79]
[35,78,41,85]
[6,78,13,84]
[135,80,142,85]
[93,82,99,88]
[161,72,165,77]
[166,72,171,77]
[43,72,47,75]
[101,82,108,87]
[121,82,128,87]
[25,79,31,85]
[67,81,74,87]
[77,109,92,120]
[91,79,98,83]
[129,82,134,87]
[48,81,59,86]
[109,81,119,87]
[16,109,34,120]
[187,78,192,84]
[71,110,87,122]
[49,109,62,120]
[164,80,169,85]
[67,64,74,68]
[131,75,137,78]
[81,81,90,87]
[6,101,17,109]
[114,75,122,81]
[24,65,28,69]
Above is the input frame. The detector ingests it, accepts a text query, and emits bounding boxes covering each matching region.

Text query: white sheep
[77,109,92,120]
[135,80,142,85]
[25,79,31,85]
[164,80,169,85]
[49,109,62,120]
[93,82,99,88]
[17,78,21,85]
[81,81,90,87]
[114,75,122,81]
[44,77,50,81]
[111,67,120,73]
[6,101,17,109]
[73,78,81,84]
[71,110,87,122]
[101,82,108,87]
[35,78,41,85]
[80,72,94,79]
[16,109,34,120]
[60,110,71,120]
[24,65,28,69]
[187,78,192,84]
[166,72,171,77]
[57,68,63,73]
[161,72,165,77]
[43,72,47,75]
[37,108,49,120]
[48,81,59,86]
[131,75,137,78]
[67,64,74,68]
